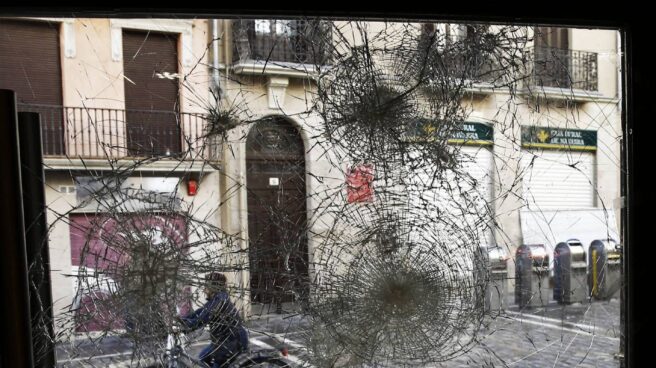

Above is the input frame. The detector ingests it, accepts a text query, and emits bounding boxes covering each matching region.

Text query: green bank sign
[521,126,597,151]
[407,120,493,146]
[448,122,493,145]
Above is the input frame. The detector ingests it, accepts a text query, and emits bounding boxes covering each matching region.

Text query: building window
[233,19,330,65]
[122,29,181,156]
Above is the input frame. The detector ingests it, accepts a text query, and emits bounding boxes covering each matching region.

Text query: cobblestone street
[445,299,621,367]
[245,298,621,367]
[56,298,620,367]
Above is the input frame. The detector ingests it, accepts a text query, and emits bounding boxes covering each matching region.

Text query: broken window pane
[0,15,624,368]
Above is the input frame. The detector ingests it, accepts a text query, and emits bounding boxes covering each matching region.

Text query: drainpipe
[213,19,249,314]
[211,19,221,96]
[228,18,249,315]
[223,19,231,92]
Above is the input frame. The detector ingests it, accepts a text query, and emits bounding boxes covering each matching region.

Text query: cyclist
[179,272,249,367]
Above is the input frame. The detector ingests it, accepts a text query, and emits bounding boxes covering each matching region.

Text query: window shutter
[122,29,180,156]
[0,19,64,155]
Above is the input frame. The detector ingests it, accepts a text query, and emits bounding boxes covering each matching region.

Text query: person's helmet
[205,272,227,292]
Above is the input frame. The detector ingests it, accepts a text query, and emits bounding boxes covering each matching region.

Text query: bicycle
[147,324,293,368]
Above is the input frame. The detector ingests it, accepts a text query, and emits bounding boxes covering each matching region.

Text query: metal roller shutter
[408,145,495,247]
[459,145,494,206]
[69,213,188,332]
[520,149,595,210]
[0,19,64,155]
[458,145,495,245]
[122,29,180,156]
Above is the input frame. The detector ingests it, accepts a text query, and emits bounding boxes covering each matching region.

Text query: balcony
[525,46,598,92]
[232,19,330,72]
[444,51,504,86]
[17,104,219,167]
[416,28,505,91]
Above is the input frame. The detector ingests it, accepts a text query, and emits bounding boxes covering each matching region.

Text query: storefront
[518,126,613,273]
[405,120,496,248]
[520,126,597,210]
[66,177,192,332]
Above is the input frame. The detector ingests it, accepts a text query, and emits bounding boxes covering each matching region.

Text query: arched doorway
[246,117,309,310]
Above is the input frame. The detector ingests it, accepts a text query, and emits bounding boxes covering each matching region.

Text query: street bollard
[515,244,550,308]
[553,239,588,304]
[589,238,621,300]
[480,245,509,313]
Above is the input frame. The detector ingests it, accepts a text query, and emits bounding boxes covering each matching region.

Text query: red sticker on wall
[346,164,374,203]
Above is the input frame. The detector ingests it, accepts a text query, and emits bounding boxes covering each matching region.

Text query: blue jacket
[181,291,249,348]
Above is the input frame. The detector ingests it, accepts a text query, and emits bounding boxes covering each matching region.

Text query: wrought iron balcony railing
[525,46,598,92]
[17,104,219,161]
[415,31,505,86]
[232,19,331,65]
[442,51,504,85]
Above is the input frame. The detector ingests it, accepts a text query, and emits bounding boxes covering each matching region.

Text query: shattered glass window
[0,15,624,368]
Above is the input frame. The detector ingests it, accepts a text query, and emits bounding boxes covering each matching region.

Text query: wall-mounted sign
[405,120,493,146]
[75,176,182,212]
[447,122,493,146]
[269,177,280,186]
[522,126,597,151]
[346,164,374,203]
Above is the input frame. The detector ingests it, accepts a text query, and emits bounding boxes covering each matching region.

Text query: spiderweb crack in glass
[2,17,622,368]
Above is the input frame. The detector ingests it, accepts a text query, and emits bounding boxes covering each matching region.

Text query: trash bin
[480,245,509,313]
[589,239,621,300]
[553,239,588,304]
[515,244,550,308]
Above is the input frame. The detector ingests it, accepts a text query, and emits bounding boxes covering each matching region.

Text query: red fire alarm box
[187,179,198,196]
[346,164,374,203]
